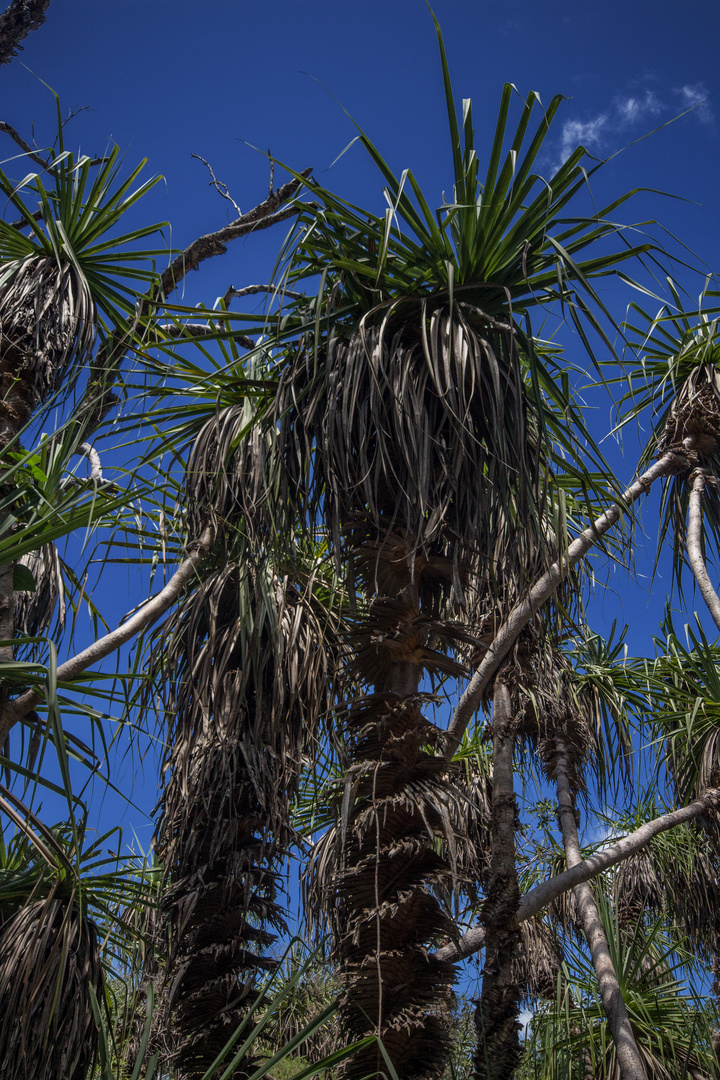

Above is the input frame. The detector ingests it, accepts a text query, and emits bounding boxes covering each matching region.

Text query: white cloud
[558,114,607,165]
[584,820,617,848]
[616,89,663,126]
[551,79,714,172]
[674,83,714,125]
[518,1010,533,1039]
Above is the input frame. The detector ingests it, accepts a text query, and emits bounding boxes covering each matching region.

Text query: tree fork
[445,451,688,758]
[434,787,720,964]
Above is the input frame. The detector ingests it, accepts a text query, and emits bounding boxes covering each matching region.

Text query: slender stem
[555,741,647,1080]
[445,452,685,757]
[686,468,720,632]
[0,526,214,745]
[434,786,720,963]
[474,679,522,1080]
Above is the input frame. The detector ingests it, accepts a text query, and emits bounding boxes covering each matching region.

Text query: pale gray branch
[191,152,243,217]
[434,786,720,964]
[444,452,687,756]
[223,283,306,305]
[79,441,102,481]
[0,526,214,745]
[555,740,647,1080]
[686,468,720,632]
[158,322,256,349]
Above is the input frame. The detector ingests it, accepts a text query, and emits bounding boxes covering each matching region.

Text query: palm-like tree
[524,891,719,1080]
[619,290,720,618]
[0,124,166,450]
[0,815,156,1080]
[149,504,342,1076]
[226,21,660,1079]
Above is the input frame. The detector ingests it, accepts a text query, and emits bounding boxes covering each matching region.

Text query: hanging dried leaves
[152,554,341,1077]
[0,892,102,1080]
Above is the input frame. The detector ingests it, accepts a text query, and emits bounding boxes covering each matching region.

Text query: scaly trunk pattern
[325,556,468,1080]
[474,678,523,1080]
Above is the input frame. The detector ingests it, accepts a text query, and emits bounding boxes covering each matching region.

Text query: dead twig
[191,152,243,217]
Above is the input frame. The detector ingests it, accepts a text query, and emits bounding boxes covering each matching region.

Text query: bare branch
[159,169,311,299]
[223,283,306,305]
[78,442,102,482]
[0,526,215,745]
[8,206,41,230]
[444,451,688,756]
[555,740,646,1080]
[434,786,720,964]
[0,0,50,66]
[0,119,49,169]
[687,467,720,632]
[191,152,243,217]
[158,322,256,349]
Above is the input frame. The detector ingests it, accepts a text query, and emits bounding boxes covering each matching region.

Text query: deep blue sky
[3,2,720,876]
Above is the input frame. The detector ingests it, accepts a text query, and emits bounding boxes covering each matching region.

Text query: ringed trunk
[474,678,523,1080]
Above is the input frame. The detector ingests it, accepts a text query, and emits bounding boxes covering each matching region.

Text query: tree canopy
[1,4,720,1080]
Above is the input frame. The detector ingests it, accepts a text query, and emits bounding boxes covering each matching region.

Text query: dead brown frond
[512,914,564,1001]
[0,891,102,1080]
[150,552,343,1077]
[15,544,65,642]
[235,301,559,620]
[0,257,96,442]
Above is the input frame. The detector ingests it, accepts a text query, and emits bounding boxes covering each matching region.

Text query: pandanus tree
[0,110,172,1077]
[226,20,666,1079]
[524,888,719,1080]
[139,335,345,1077]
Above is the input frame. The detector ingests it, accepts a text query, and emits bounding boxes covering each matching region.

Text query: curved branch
[434,786,720,964]
[686,468,720,632]
[444,451,687,756]
[0,525,214,745]
[0,119,49,169]
[79,442,102,481]
[159,170,311,299]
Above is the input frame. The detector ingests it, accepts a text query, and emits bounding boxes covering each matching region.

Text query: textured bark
[434,787,720,964]
[320,565,465,1080]
[0,0,50,65]
[474,679,523,1080]
[554,741,647,1080]
[445,452,688,757]
[686,468,720,632]
[158,173,310,299]
[150,561,335,1078]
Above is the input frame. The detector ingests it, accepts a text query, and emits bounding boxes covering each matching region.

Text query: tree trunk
[554,739,647,1080]
[474,679,523,1080]
[686,468,720,633]
[330,565,460,1080]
